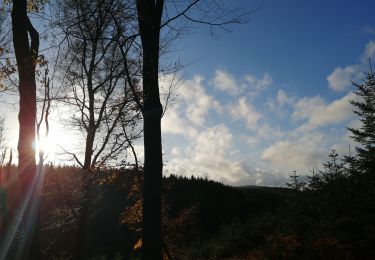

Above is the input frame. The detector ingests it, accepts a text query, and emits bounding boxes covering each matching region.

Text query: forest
[0,0,375,259]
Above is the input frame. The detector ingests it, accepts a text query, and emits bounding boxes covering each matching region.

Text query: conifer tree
[286,171,305,191]
[347,68,375,174]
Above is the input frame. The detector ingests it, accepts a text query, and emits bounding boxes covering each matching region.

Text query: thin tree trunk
[73,190,90,260]
[73,103,95,260]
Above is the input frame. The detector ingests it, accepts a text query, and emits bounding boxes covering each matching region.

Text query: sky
[159,0,375,186]
[1,0,375,186]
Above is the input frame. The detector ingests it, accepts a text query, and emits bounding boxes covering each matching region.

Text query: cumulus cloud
[244,73,273,96]
[236,166,287,187]
[276,89,295,106]
[177,75,222,126]
[267,89,296,113]
[165,124,248,184]
[292,96,325,120]
[261,90,360,172]
[164,124,290,186]
[229,97,262,130]
[255,124,284,142]
[361,41,375,62]
[327,40,375,91]
[213,69,272,96]
[327,65,362,91]
[160,65,360,186]
[292,92,355,130]
[162,105,197,137]
[213,69,239,95]
[261,133,327,172]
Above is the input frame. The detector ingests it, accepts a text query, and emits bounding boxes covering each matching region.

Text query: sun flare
[34,126,75,162]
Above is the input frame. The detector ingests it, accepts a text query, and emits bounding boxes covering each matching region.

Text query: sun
[34,126,76,163]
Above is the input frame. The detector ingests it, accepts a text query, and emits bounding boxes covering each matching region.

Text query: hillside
[1,165,375,259]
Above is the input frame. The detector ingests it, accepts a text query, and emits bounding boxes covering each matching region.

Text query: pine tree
[286,171,305,191]
[322,149,345,180]
[347,68,375,174]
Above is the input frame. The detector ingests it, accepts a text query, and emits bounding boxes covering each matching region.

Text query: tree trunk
[73,191,90,260]
[142,103,163,259]
[11,0,41,259]
[136,1,164,259]
[73,95,95,260]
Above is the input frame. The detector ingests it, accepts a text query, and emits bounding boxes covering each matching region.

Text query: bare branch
[58,145,84,168]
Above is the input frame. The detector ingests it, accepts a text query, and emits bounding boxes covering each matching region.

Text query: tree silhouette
[135,1,248,258]
[135,2,164,258]
[51,0,141,257]
[286,171,305,191]
[54,0,141,170]
[11,0,41,258]
[347,67,375,174]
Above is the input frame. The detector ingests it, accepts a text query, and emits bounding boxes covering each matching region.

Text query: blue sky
[1,0,375,186]
[159,0,375,186]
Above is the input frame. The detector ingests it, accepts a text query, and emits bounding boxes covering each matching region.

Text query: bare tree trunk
[135,1,248,259]
[73,92,95,260]
[136,1,164,259]
[142,104,163,260]
[11,0,41,259]
[73,191,89,260]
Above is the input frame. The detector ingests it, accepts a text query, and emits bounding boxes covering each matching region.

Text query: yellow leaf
[133,238,142,251]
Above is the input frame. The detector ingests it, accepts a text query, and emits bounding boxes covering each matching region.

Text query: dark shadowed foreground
[0,161,374,259]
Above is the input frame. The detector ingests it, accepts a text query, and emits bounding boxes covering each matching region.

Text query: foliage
[286,170,306,191]
[347,69,375,174]
[0,152,374,259]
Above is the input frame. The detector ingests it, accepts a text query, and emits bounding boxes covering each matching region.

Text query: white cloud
[292,96,325,120]
[276,89,295,107]
[171,147,181,156]
[361,41,375,62]
[165,124,249,184]
[292,92,355,130]
[327,40,375,91]
[213,69,273,97]
[255,124,284,142]
[177,75,222,126]
[213,69,239,95]
[164,124,292,186]
[244,72,273,96]
[229,97,262,130]
[327,65,362,91]
[192,125,232,157]
[267,89,296,113]
[261,132,327,172]
[162,106,197,137]
[235,166,287,186]
[160,63,360,186]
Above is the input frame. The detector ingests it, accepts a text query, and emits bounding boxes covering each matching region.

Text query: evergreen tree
[286,171,305,191]
[347,68,375,174]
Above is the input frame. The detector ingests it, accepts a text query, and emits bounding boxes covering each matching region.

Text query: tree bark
[11,0,41,259]
[73,129,94,259]
[73,72,96,259]
[136,1,164,259]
